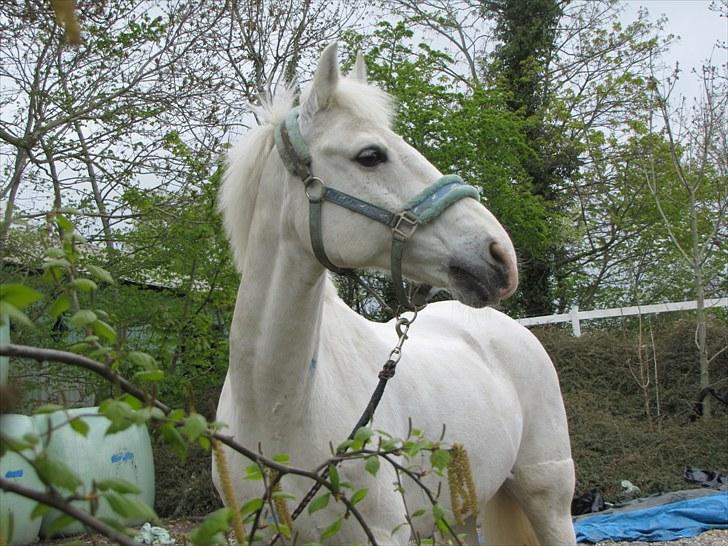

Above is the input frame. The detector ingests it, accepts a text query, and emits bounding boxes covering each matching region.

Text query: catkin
[447,443,479,526]
[269,470,294,531]
[49,0,81,45]
[211,439,246,544]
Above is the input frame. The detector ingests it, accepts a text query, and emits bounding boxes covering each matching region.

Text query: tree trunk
[690,189,710,418]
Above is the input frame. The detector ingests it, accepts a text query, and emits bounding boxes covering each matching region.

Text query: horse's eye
[355,146,388,167]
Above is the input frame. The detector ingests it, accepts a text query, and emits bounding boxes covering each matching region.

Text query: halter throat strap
[274,108,479,311]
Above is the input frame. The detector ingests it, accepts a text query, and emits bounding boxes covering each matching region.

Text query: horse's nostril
[489,241,518,298]
[489,242,508,268]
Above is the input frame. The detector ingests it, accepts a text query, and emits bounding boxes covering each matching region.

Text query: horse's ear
[350,50,367,83]
[300,43,339,133]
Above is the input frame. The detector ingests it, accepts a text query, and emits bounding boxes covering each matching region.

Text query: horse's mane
[219,78,394,273]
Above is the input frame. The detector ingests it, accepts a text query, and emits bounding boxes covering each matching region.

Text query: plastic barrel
[0,414,43,546]
[33,407,155,537]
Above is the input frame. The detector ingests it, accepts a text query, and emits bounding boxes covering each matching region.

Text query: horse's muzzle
[447,243,518,307]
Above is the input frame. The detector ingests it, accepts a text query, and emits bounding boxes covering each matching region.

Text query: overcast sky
[621,0,727,100]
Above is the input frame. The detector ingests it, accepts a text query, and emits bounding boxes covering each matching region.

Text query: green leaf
[160,423,187,461]
[365,455,380,476]
[70,278,98,293]
[328,464,340,493]
[432,503,448,533]
[190,507,233,546]
[99,399,136,434]
[33,404,64,414]
[45,514,75,537]
[0,284,43,309]
[132,369,164,382]
[380,437,400,451]
[104,491,157,521]
[34,455,83,491]
[180,413,207,442]
[239,497,264,517]
[272,453,289,464]
[128,351,156,370]
[91,319,117,343]
[48,294,71,319]
[430,448,451,472]
[30,503,49,520]
[95,478,142,495]
[320,516,343,541]
[0,301,33,328]
[86,264,115,284]
[352,426,373,451]
[55,214,74,232]
[308,493,330,514]
[119,394,143,410]
[350,488,367,505]
[43,258,71,270]
[244,464,263,481]
[0,511,12,545]
[69,309,97,329]
[69,417,89,437]
[271,490,296,501]
[22,433,39,447]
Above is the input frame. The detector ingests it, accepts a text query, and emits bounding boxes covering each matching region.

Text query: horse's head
[277,43,518,308]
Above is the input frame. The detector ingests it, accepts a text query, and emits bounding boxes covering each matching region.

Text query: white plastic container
[0,414,43,546]
[33,407,155,537]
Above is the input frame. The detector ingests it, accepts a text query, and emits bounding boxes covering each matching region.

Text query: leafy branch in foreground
[1,341,469,545]
[0,216,469,545]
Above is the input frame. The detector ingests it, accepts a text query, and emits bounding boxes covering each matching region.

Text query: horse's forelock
[331,78,395,127]
[298,77,394,129]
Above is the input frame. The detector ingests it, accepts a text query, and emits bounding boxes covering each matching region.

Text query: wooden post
[0,312,9,385]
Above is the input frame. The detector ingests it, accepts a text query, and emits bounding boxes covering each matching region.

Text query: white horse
[214,43,576,546]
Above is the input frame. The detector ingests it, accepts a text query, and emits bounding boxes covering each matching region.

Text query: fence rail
[516,297,728,336]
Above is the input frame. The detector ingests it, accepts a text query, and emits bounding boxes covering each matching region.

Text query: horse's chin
[447,263,504,308]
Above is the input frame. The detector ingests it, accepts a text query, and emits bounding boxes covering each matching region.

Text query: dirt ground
[34,520,728,546]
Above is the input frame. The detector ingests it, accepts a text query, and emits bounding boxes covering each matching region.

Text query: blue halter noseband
[274,108,480,311]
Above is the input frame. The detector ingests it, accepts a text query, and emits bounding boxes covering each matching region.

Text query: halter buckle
[392,211,418,241]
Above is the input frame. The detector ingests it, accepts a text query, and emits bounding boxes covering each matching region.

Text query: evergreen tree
[484,0,580,315]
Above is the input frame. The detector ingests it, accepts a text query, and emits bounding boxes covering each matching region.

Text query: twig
[0,477,141,546]
[0,344,170,414]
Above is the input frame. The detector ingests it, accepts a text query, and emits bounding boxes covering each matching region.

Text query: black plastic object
[684,466,728,488]
[572,489,606,515]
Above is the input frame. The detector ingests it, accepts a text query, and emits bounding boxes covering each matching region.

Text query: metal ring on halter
[304,176,326,202]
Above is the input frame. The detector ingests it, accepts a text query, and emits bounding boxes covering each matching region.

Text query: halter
[274,107,480,311]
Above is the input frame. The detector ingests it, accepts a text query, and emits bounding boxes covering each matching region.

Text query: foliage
[343,22,553,316]
[535,317,728,499]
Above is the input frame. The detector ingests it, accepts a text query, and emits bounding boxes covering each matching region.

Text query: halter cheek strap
[274,108,480,311]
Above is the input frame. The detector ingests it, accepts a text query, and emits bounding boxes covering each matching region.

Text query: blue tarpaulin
[575,491,728,543]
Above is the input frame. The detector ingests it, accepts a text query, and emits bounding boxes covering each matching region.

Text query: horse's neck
[228,226,348,417]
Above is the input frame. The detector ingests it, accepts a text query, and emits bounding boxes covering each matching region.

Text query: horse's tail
[482,486,540,546]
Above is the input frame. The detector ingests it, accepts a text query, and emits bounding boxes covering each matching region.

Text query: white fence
[516,298,728,336]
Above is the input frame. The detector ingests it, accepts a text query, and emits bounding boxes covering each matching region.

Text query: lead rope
[267,312,418,545]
